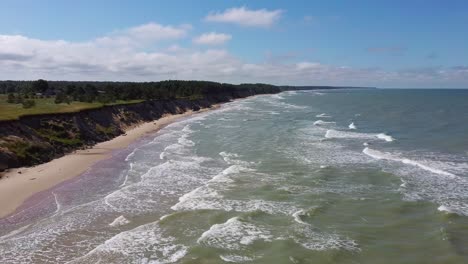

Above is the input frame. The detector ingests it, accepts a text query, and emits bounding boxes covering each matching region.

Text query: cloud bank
[0,21,467,88]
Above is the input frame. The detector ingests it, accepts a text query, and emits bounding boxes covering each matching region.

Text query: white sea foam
[219,152,253,166]
[220,254,255,263]
[0,224,31,240]
[109,215,130,227]
[289,256,300,264]
[265,98,307,110]
[208,165,254,183]
[52,192,61,216]
[208,173,234,183]
[313,120,336,126]
[173,196,299,216]
[292,210,308,225]
[197,217,272,250]
[172,185,221,210]
[348,122,356,130]
[293,225,360,251]
[316,113,331,118]
[272,94,285,100]
[177,134,195,147]
[363,147,455,177]
[70,221,187,263]
[437,205,454,214]
[119,162,133,187]
[124,149,136,162]
[376,133,394,142]
[106,156,217,214]
[325,129,394,142]
[399,179,408,188]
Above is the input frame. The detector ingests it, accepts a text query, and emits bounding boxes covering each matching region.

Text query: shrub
[7,93,15,103]
[22,99,36,109]
[15,95,24,104]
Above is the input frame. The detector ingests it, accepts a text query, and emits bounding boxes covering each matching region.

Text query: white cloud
[205,7,282,27]
[0,23,467,88]
[193,32,232,45]
[94,22,191,48]
[296,62,321,70]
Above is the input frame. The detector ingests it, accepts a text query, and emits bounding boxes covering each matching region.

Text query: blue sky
[0,0,467,88]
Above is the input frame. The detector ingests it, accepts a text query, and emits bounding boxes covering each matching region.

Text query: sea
[0,89,467,263]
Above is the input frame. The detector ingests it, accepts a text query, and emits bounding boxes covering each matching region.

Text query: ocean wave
[294,225,360,251]
[292,210,308,225]
[208,165,254,183]
[177,134,195,147]
[363,147,468,216]
[313,120,336,126]
[220,254,255,263]
[376,133,394,142]
[348,122,357,130]
[316,113,332,118]
[0,224,31,240]
[109,215,130,227]
[325,129,394,142]
[261,97,307,110]
[437,205,453,214]
[172,185,221,211]
[271,94,285,100]
[363,147,455,177]
[197,217,272,250]
[173,196,299,216]
[105,157,217,214]
[219,152,254,166]
[69,221,187,264]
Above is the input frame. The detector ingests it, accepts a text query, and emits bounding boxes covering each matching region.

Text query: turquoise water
[0,89,467,263]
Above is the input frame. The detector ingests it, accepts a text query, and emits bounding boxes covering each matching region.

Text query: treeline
[0,80,280,104]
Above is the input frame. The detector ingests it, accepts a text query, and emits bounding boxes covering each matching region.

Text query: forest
[0,80,280,105]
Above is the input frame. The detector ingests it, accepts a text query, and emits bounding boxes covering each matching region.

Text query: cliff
[0,90,277,171]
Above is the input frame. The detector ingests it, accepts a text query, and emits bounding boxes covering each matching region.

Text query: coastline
[0,106,218,218]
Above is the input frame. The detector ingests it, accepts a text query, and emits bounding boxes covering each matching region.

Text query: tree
[32,79,49,93]
[54,92,67,104]
[7,93,15,103]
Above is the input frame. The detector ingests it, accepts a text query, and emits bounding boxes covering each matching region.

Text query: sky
[0,0,467,88]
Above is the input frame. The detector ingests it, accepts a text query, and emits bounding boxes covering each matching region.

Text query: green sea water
[1,89,467,263]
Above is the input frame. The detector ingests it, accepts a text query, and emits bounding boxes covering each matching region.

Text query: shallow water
[1,89,468,263]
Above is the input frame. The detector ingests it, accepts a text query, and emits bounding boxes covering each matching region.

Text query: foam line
[363,147,455,177]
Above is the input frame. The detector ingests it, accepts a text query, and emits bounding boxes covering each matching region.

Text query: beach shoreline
[0,106,218,219]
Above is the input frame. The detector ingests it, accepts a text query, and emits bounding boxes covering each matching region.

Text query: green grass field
[0,95,143,121]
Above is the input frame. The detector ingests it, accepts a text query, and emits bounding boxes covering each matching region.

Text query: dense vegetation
[0,80,279,120]
[0,80,279,103]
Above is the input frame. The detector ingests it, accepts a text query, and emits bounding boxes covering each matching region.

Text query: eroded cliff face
[0,91,264,171]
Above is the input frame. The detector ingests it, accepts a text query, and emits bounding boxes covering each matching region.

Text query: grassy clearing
[0,95,143,121]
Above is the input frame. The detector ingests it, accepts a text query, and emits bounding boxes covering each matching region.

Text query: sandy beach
[0,107,217,218]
